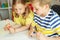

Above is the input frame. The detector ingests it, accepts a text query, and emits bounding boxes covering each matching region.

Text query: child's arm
[12,24,21,28]
[14,24,30,33]
[28,26,36,37]
[5,24,21,34]
[28,21,37,37]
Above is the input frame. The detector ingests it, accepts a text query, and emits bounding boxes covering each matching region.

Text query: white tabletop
[0,20,37,40]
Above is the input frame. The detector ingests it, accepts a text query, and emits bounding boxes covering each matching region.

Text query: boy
[30,0,60,40]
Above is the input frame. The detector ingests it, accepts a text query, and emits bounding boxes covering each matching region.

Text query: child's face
[33,2,47,16]
[14,4,25,15]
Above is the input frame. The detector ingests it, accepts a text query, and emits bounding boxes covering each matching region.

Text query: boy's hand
[28,31,36,37]
[28,31,32,36]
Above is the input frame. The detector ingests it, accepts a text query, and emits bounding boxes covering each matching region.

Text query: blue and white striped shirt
[34,9,60,29]
[34,9,60,36]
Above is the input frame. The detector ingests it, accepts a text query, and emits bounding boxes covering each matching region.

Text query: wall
[51,0,60,5]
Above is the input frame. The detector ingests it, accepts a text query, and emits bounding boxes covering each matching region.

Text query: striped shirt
[34,9,60,37]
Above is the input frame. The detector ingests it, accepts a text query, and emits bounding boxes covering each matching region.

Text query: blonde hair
[30,0,52,7]
[13,0,26,5]
[12,0,30,18]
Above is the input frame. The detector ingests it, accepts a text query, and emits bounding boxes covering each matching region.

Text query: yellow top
[31,21,60,36]
[13,11,34,26]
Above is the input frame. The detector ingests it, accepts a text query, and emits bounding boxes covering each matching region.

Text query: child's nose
[17,10,20,13]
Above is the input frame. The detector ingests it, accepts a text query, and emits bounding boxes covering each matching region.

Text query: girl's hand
[9,27,15,34]
[4,23,11,31]
[4,23,15,34]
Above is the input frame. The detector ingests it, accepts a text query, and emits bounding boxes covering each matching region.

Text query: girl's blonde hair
[12,0,30,18]
[30,0,52,7]
[13,0,26,5]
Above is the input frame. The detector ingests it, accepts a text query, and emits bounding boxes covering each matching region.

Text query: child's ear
[44,4,49,9]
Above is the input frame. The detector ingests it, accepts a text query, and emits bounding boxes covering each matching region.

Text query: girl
[4,0,34,34]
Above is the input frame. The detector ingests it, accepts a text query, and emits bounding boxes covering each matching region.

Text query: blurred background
[0,0,60,20]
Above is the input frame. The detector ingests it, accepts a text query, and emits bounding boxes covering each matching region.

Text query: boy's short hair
[30,0,52,7]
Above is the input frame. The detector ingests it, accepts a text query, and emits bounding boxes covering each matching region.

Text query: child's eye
[19,8,22,10]
[36,9,38,10]
[14,9,17,11]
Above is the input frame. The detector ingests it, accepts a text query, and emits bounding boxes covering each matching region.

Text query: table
[0,20,37,40]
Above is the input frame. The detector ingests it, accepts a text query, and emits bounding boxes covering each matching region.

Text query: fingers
[9,28,15,34]
[4,23,11,31]
[4,26,8,31]
[28,31,36,37]
[36,32,48,40]
[28,31,32,37]
[4,24,10,31]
